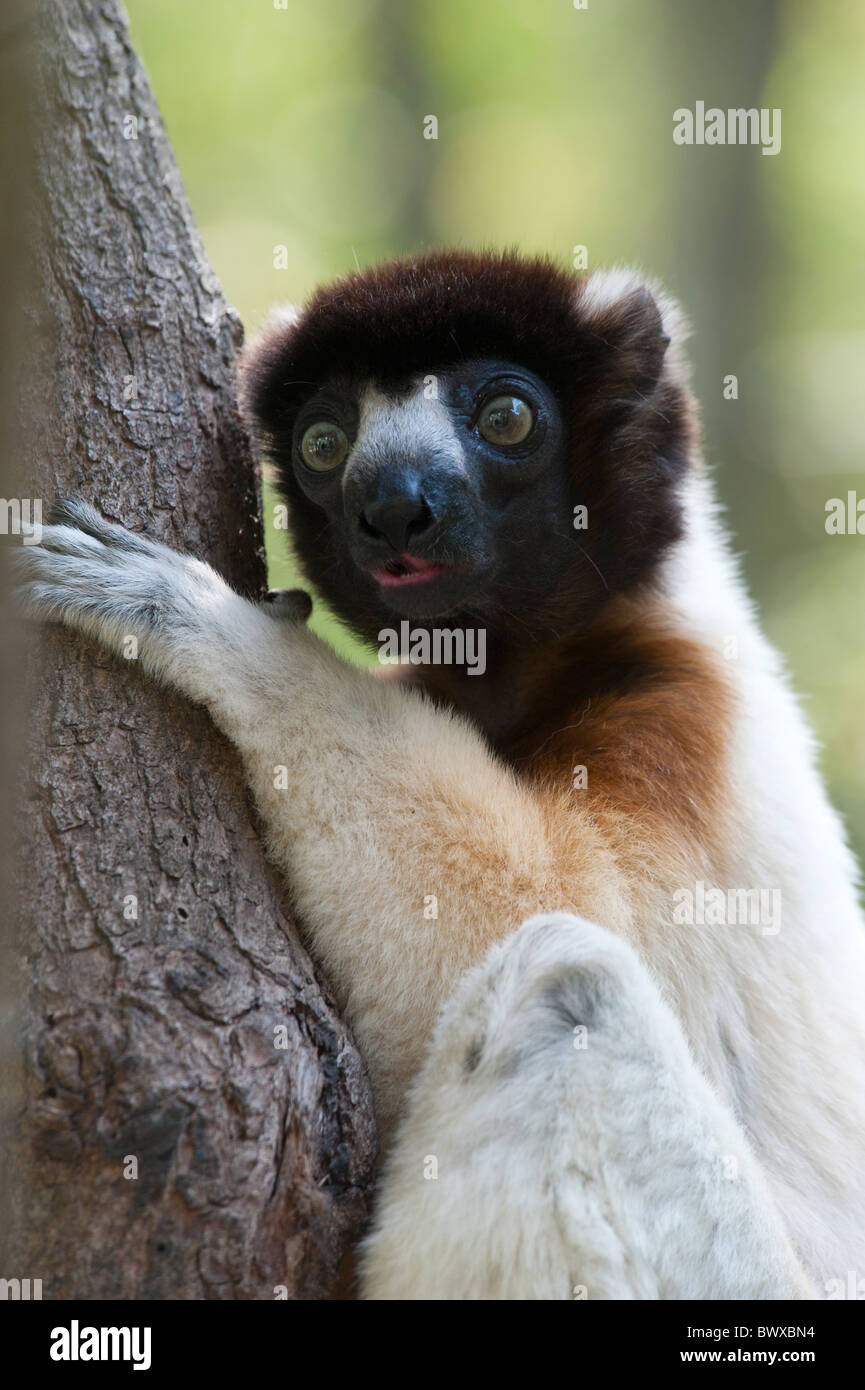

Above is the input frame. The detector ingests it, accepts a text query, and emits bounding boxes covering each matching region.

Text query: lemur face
[243,250,694,643]
[286,358,571,620]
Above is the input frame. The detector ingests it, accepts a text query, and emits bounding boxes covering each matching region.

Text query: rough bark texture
[1,0,376,1299]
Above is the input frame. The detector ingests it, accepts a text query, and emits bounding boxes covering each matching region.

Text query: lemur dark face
[243,250,695,644]
[287,358,571,621]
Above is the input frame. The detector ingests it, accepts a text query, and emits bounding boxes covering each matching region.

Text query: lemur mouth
[372,555,452,587]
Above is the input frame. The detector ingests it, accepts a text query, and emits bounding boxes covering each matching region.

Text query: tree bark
[1,0,376,1300]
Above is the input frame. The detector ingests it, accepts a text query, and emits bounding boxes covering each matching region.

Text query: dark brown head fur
[242,250,706,767]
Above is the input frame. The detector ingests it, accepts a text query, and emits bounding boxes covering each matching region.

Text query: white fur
[648,469,865,1281]
[362,913,811,1300]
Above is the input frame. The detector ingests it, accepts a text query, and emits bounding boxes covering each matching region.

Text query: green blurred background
[125,0,865,865]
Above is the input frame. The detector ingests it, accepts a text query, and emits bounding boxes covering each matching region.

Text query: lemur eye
[477,395,534,446]
[300,422,349,471]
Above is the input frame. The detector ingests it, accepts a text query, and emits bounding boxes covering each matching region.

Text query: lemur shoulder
[17,251,865,1299]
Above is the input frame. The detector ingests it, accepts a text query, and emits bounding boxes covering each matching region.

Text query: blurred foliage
[126,0,865,863]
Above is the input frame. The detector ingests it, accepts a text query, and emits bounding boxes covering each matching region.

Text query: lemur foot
[361,912,811,1300]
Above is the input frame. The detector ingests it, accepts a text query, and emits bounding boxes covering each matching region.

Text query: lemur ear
[565,269,695,595]
[237,304,302,439]
[576,267,689,402]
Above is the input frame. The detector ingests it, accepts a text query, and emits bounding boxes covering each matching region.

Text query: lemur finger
[11,546,164,632]
[12,540,110,588]
[262,588,312,622]
[10,530,160,594]
[36,524,108,560]
[11,579,113,630]
[46,498,191,569]
[47,497,111,534]
[47,498,151,554]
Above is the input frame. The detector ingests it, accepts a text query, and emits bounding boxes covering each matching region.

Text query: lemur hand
[11,498,308,709]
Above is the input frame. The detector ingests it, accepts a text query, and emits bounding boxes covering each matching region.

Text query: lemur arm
[15,503,815,1300]
[362,913,815,1300]
[14,502,603,1136]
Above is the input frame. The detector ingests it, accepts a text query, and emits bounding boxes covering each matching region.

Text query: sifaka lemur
[15,251,865,1299]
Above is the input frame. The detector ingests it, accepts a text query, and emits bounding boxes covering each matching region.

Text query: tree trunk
[1,0,376,1300]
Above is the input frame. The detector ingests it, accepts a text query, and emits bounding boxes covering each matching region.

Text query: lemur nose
[359,492,435,552]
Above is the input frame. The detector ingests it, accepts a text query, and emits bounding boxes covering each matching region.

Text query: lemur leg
[361,913,814,1300]
[14,503,617,1139]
